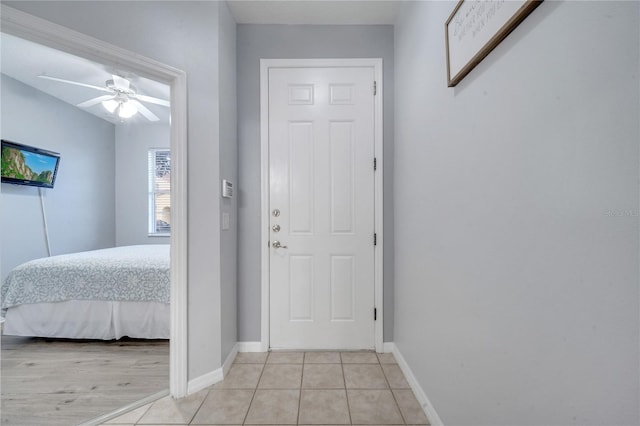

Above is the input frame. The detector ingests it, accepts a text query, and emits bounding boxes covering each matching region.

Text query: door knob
[272,240,288,249]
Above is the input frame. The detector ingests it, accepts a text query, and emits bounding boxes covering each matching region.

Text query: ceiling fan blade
[77,95,115,108]
[38,75,112,93]
[134,94,170,107]
[131,100,160,122]
[112,75,130,91]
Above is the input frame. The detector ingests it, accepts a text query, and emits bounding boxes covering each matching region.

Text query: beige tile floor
[102,351,429,425]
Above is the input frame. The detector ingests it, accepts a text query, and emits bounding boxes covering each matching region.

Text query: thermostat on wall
[222,179,233,198]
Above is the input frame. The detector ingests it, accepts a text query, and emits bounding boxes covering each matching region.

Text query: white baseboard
[223,343,238,376]
[382,341,395,353]
[187,343,238,395]
[237,341,264,352]
[386,342,444,426]
[187,368,223,395]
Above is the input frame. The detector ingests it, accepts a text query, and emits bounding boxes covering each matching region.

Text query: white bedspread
[2,245,170,313]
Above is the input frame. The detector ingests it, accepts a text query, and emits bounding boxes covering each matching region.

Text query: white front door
[268,65,376,350]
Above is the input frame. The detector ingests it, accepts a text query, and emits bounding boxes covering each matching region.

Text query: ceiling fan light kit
[37,73,168,122]
[102,99,119,113]
[102,98,138,119]
[117,100,138,118]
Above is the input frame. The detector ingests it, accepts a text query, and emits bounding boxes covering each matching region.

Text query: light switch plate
[222,212,230,230]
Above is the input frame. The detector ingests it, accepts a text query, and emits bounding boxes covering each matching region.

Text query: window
[148,149,171,235]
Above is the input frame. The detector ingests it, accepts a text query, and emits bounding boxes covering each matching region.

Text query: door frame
[1,5,189,398]
[259,58,384,353]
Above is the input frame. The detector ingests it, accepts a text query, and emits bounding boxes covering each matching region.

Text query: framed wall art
[446,0,543,87]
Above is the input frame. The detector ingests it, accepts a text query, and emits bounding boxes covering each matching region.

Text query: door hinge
[374,157,377,171]
[374,233,377,246]
[373,80,377,96]
[374,308,377,321]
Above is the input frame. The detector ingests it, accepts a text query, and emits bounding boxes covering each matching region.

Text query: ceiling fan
[38,74,169,122]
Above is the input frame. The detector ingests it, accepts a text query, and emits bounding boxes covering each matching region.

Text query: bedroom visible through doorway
[0,31,174,425]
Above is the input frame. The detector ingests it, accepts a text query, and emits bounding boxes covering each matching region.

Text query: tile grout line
[381,359,408,425]
[240,356,267,426]
[297,352,306,425]
[132,402,152,425]
[340,352,354,426]
[187,387,212,425]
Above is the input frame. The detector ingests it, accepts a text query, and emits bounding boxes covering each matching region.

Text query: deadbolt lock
[272,224,281,232]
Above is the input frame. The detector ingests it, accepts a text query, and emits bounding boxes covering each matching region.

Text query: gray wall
[393,1,639,425]
[1,75,115,281]
[237,24,395,342]
[218,0,238,365]
[115,123,170,247]
[5,1,236,380]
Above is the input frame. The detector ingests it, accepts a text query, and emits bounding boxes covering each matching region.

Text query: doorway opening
[0,5,187,424]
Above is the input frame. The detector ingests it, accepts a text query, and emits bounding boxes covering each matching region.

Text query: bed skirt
[3,300,170,340]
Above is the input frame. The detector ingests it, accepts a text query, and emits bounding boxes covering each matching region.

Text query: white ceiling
[228,1,401,25]
[0,1,399,125]
[0,33,171,125]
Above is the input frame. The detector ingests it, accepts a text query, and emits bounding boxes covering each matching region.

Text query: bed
[1,245,170,340]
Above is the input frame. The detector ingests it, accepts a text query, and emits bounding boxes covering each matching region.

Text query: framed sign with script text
[445,0,543,87]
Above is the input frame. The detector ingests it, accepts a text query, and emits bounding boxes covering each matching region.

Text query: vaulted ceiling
[1,33,171,125]
[0,1,400,125]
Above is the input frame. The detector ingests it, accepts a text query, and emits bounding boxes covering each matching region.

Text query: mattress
[1,245,170,339]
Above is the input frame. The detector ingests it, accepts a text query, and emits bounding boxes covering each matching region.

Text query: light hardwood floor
[1,335,169,426]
